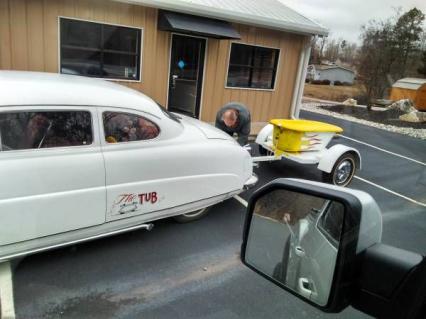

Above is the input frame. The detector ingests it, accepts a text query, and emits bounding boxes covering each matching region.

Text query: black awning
[158,10,241,40]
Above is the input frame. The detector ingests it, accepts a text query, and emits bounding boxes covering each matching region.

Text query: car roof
[0,71,163,117]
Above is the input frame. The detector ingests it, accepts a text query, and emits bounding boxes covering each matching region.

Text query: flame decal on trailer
[301,133,324,151]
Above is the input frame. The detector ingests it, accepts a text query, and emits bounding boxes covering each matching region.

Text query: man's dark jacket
[215,102,251,145]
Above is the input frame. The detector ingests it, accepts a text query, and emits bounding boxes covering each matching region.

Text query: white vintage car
[0,71,256,262]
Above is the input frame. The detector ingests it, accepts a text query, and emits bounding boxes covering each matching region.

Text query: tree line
[309,7,426,108]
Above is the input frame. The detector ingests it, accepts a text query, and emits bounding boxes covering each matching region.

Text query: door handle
[298,278,312,298]
[294,246,305,257]
[172,75,179,88]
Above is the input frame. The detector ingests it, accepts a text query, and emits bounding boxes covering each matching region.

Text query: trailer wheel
[173,207,209,223]
[258,145,268,156]
[259,145,275,156]
[322,153,356,187]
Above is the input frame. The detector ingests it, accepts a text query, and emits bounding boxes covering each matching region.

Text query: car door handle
[294,246,305,257]
[298,278,312,298]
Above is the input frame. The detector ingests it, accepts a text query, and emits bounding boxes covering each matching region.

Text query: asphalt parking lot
[13,110,426,319]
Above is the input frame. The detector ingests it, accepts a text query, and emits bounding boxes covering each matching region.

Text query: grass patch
[303,83,365,102]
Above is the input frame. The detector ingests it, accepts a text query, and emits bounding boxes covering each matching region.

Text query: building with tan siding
[0,0,327,130]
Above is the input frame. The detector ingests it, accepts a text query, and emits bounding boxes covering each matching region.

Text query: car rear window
[317,201,345,247]
[103,111,160,143]
[0,111,93,151]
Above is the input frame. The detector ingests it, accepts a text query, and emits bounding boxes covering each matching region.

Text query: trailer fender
[317,144,361,173]
[255,124,274,145]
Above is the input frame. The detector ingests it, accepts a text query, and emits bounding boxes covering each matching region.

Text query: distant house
[307,65,355,85]
[390,78,426,111]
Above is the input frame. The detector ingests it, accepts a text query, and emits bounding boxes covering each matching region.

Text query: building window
[103,112,160,143]
[226,43,279,89]
[0,111,93,151]
[60,18,142,81]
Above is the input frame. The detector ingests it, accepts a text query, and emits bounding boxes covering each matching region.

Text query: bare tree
[357,20,396,109]
[340,43,358,65]
[323,38,340,62]
[309,36,321,65]
[319,36,327,61]
[393,8,425,78]
[356,8,425,108]
[418,50,426,77]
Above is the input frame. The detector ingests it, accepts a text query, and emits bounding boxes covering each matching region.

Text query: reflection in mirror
[245,189,344,306]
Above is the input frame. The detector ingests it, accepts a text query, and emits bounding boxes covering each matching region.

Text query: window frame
[100,109,162,146]
[316,200,343,249]
[58,16,144,83]
[0,106,97,153]
[225,42,281,91]
[0,126,3,152]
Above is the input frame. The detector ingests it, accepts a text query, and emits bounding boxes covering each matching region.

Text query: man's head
[222,109,238,128]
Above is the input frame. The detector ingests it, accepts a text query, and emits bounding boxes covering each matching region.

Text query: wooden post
[0,262,15,319]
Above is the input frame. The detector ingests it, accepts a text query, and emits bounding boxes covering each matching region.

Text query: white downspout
[290,36,312,119]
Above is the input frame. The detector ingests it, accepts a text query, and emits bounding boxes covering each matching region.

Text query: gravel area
[301,102,426,140]
[319,104,425,129]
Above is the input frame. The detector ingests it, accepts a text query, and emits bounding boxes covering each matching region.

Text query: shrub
[321,79,331,85]
[354,94,369,106]
[311,80,323,85]
[342,82,352,86]
[334,80,343,86]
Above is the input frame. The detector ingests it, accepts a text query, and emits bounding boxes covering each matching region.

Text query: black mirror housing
[241,178,382,313]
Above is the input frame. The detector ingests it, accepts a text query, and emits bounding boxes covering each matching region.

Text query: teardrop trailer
[252,119,361,187]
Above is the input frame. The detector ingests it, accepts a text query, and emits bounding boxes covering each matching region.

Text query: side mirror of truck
[241,179,426,318]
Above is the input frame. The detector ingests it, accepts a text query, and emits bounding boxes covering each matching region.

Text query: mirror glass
[245,189,344,306]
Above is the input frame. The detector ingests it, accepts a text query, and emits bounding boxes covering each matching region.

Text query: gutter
[290,36,312,119]
[115,0,329,36]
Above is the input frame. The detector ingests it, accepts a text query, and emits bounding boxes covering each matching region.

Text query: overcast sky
[281,0,426,43]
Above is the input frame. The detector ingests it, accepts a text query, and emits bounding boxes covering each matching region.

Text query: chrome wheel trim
[334,159,354,186]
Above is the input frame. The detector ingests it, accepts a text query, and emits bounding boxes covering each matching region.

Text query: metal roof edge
[114,0,329,36]
[313,64,355,73]
[395,77,426,84]
[325,66,354,73]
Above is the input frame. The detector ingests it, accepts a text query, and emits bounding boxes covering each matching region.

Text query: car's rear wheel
[322,153,356,187]
[173,207,209,223]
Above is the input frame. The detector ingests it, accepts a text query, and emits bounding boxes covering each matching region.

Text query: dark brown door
[167,34,206,118]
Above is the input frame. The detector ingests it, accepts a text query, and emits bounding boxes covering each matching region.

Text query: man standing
[215,102,251,146]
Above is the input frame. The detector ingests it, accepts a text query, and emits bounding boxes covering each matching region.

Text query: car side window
[317,201,344,247]
[103,111,160,143]
[0,111,93,151]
